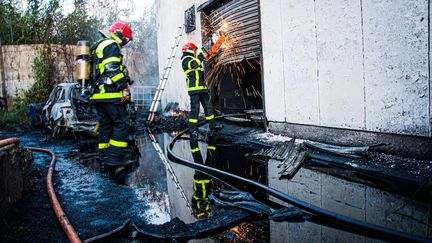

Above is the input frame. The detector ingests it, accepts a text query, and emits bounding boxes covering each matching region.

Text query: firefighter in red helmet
[89,21,133,179]
[181,42,220,161]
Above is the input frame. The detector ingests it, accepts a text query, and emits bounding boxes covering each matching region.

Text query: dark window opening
[185,5,196,33]
[208,58,262,114]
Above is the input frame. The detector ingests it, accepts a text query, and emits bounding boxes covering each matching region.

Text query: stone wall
[0,44,151,107]
[0,44,75,106]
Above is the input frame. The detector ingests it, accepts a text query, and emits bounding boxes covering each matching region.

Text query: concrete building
[156,0,432,159]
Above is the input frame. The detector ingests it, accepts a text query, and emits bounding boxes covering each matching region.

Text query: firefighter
[192,171,212,219]
[191,135,217,219]
[181,42,217,142]
[89,21,133,173]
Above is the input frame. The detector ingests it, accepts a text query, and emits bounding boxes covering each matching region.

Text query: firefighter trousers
[95,103,130,166]
[188,92,215,133]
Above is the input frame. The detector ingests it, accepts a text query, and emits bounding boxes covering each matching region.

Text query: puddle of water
[160,132,432,242]
[129,134,171,224]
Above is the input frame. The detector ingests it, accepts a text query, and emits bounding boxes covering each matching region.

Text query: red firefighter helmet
[182,42,198,53]
[108,21,133,47]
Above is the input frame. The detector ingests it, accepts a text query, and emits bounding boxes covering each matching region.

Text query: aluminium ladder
[147,130,194,214]
[147,25,184,125]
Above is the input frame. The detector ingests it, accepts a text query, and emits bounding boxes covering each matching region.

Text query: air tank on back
[75,40,91,96]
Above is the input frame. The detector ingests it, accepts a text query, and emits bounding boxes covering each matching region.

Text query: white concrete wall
[261,0,431,137]
[362,0,429,135]
[156,0,207,111]
[430,0,432,137]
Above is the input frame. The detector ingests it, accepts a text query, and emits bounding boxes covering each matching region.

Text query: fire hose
[0,138,82,243]
[166,114,431,243]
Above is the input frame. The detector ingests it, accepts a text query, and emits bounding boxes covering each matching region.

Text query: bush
[0,48,54,130]
[0,100,28,129]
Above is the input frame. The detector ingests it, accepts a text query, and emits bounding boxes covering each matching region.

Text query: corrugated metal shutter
[205,0,261,64]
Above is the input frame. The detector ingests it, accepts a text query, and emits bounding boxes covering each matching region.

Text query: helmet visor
[121,36,131,47]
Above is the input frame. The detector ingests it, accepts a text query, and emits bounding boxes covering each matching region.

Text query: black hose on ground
[166,114,431,243]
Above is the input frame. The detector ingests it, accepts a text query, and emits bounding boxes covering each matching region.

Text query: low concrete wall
[0,144,33,218]
[0,44,76,106]
[269,121,432,160]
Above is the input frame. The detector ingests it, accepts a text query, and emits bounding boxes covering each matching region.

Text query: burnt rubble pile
[0,143,33,218]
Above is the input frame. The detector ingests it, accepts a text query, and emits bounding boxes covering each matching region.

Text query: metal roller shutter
[199,0,261,64]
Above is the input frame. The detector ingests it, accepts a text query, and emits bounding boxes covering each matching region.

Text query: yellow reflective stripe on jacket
[207,146,216,151]
[111,72,124,82]
[89,91,123,100]
[98,84,106,94]
[93,122,100,133]
[98,56,122,74]
[96,39,117,58]
[182,56,204,74]
[188,86,207,91]
[109,139,128,148]
[189,118,198,123]
[182,56,206,92]
[206,115,214,120]
[181,56,193,75]
[98,143,110,149]
[188,58,201,69]
[110,33,122,45]
[191,147,200,153]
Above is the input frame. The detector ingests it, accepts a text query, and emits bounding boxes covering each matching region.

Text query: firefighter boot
[208,121,223,137]
[192,178,212,219]
[98,149,109,172]
[113,165,133,184]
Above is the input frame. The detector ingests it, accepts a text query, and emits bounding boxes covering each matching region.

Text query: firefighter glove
[121,87,131,103]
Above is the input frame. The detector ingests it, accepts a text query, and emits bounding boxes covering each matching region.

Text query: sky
[20,0,149,21]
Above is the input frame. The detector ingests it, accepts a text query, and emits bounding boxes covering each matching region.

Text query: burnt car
[43,83,97,137]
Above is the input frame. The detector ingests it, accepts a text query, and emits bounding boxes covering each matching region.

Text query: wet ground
[0,131,169,242]
[1,121,432,242]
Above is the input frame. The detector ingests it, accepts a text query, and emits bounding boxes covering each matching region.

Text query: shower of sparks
[202,14,262,99]
[216,222,266,242]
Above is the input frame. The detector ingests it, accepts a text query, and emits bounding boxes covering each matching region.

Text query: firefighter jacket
[90,36,128,103]
[181,52,208,95]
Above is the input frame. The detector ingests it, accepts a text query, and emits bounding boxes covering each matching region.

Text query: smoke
[81,0,160,86]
